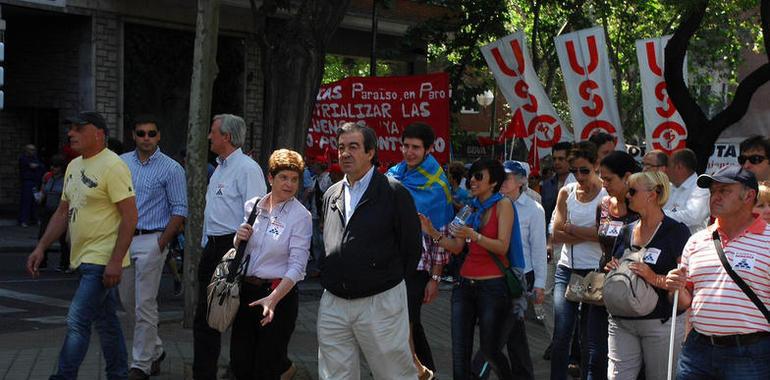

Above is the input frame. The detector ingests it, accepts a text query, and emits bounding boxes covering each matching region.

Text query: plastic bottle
[449,205,473,242]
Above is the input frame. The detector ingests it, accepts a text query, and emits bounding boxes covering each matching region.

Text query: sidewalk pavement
[0,218,553,379]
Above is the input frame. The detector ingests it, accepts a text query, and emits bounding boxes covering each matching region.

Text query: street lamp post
[476,90,495,158]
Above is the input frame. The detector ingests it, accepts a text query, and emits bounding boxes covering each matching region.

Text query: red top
[460,204,509,278]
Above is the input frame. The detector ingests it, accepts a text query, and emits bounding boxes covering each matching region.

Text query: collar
[133,147,161,165]
[678,172,698,189]
[257,193,294,214]
[710,214,767,241]
[343,166,375,190]
[216,148,243,166]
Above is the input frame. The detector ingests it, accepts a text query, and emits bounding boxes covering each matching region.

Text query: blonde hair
[267,149,304,177]
[627,171,670,207]
[758,181,770,205]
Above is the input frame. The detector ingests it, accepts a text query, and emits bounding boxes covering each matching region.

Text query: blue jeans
[677,330,770,379]
[451,277,513,380]
[551,265,608,380]
[50,263,127,380]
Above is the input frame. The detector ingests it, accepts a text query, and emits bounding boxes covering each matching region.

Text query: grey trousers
[607,314,686,380]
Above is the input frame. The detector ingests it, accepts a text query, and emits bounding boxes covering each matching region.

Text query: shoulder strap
[486,249,510,275]
[712,231,770,324]
[226,198,261,282]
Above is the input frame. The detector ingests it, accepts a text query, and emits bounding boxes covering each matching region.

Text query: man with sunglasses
[739,135,770,181]
[664,148,710,234]
[119,115,187,380]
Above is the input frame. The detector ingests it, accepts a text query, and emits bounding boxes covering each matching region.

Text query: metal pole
[370,1,378,76]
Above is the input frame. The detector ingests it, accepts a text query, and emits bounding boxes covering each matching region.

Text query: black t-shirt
[611,216,691,321]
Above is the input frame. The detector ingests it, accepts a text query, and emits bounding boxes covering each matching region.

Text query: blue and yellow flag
[387,154,454,229]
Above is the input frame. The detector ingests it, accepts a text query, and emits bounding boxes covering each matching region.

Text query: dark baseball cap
[503,160,528,177]
[66,111,108,131]
[697,165,759,192]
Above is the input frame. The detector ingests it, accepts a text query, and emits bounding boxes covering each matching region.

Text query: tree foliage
[408,0,763,144]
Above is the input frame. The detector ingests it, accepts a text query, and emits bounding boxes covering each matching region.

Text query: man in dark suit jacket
[317,122,422,380]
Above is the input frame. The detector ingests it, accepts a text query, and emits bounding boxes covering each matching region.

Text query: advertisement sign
[481,31,572,171]
[706,138,742,174]
[636,36,688,154]
[555,26,625,147]
[307,73,450,165]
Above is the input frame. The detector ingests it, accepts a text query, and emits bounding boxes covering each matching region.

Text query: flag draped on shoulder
[387,154,454,229]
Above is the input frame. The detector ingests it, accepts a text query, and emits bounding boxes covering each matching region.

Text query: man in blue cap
[387,122,454,380]
[667,165,770,379]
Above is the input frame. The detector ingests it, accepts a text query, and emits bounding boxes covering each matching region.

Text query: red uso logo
[645,41,686,154]
[491,37,561,147]
[565,35,618,141]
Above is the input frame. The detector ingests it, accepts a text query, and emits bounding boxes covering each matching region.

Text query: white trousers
[119,233,166,373]
[317,281,417,380]
[608,314,686,380]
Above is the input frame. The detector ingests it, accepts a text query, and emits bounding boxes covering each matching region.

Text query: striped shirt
[682,216,770,336]
[121,149,187,231]
[417,226,450,274]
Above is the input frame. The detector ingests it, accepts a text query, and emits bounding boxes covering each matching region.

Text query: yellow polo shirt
[62,148,134,268]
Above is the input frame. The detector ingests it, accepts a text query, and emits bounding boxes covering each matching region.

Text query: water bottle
[449,205,473,242]
[533,303,545,322]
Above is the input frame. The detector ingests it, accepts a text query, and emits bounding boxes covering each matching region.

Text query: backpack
[603,224,659,317]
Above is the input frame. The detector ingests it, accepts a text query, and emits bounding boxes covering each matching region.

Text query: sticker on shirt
[730,252,756,271]
[215,184,225,196]
[643,248,662,264]
[606,221,624,237]
[267,219,285,240]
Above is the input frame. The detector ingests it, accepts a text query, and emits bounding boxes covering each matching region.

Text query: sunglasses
[135,130,158,138]
[569,167,592,175]
[471,172,485,181]
[738,154,767,165]
[628,186,660,197]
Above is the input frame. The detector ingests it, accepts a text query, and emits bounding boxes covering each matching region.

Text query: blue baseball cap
[503,160,527,177]
[697,165,758,192]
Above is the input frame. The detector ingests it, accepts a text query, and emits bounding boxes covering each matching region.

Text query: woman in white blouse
[231,149,312,379]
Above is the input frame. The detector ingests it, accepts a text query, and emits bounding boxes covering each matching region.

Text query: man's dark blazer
[320,168,422,299]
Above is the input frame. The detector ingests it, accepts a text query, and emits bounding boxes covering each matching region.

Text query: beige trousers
[317,281,417,380]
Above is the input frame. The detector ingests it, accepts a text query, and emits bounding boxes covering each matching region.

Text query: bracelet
[476,232,482,242]
[431,234,444,244]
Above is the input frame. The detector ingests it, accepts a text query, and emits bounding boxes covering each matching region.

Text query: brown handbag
[564,245,605,305]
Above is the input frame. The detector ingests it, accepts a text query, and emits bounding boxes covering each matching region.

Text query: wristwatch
[430,274,441,282]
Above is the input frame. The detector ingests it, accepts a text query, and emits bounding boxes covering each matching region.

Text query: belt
[134,229,163,236]
[207,233,235,244]
[459,276,504,286]
[694,330,770,347]
[243,276,278,287]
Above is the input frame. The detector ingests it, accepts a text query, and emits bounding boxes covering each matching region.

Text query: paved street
[0,220,553,379]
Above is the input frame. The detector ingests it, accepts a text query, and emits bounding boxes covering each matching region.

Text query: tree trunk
[183,0,221,328]
[255,1,352,165]
[666,0,770,173]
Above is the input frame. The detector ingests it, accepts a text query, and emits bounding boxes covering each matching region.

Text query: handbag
[712,231,770,324]
[206,199,260,333]
[564,245,605,305]
[486,249,525,299]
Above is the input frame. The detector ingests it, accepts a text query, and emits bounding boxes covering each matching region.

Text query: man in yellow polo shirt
[27,111,137,380]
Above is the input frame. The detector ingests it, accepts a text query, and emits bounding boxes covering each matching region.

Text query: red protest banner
[306,73,451,165]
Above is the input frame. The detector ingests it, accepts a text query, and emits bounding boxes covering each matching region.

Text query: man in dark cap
[27,111,138,380]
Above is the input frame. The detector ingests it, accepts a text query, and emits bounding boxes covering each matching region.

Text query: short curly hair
[268,149,305,177]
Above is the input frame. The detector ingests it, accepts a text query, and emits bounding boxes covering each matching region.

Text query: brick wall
[93,12,122,140]
[243,38,264,156]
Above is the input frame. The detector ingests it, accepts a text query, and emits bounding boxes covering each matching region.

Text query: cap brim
[697,174,739,188]
[64,117,89,125]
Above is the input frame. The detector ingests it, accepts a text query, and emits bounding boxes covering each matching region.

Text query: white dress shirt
[515,193,548,289]
[342,166,375,224]
[203,148,267,240]
[242,195,312,284]
[664,172,710,234]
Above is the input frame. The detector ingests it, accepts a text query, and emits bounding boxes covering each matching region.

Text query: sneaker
[173,280,183,296]
[150,351,166,375]
[128,368,149,380]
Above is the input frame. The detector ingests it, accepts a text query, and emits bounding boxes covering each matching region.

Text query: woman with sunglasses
[551,141,608,380]
[604,172,690,380]
[419,158,515,379]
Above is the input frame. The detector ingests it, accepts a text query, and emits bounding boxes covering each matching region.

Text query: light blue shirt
[121,148,187,231]
[342,166,375,224]
[203,148,267,238]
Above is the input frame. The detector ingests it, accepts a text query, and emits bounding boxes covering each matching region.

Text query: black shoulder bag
[712,231,770,324]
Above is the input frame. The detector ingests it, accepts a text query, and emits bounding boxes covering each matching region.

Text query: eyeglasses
[569,167,592,175]
[738,154,767,165]
[135,130,158,138]
[628,186,660,197]
[627,187,642,196]
[471,172,485,181]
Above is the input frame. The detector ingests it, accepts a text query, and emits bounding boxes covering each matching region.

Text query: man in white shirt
[665,148,710,234]
[193,114,266,380]
[642,150,669,174]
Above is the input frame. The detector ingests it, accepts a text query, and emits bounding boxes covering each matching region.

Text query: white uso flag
[555,26,624,147]
[635,35,688,154]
